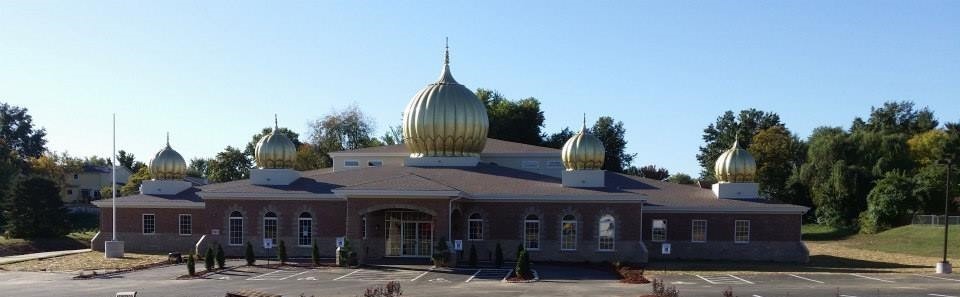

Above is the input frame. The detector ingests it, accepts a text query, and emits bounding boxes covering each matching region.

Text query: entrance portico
[342,195,456,264]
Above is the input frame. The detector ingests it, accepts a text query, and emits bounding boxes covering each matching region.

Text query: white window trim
[298,217,312,247]
[735,220,751,243]
[524,217,541,251]
[361,216,367,239]
[598,215,615,252]
[560,216,577,251]
[178,214,192,236]
[691,219,707,243]
[367,160,383,167]
[651,219,667,242]
[142,213,156,235]
[263,216,278,245]
[344,160,360,168]
[467,214,483,241]
[228,215,243,246]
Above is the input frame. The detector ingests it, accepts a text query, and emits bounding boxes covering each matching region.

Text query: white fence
[912,215,960,226]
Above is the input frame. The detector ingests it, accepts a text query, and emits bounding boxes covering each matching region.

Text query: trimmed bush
[245,242,256,266]
[515,250,531,279]
[516,244,524,261]
[204,247,215,271]
[215,244,226,269]
[468,244,478,267]
[311,241,321,266]
[277,240,288,265]
[431,237,449,267]
[186,253,196,276]
[494,242,504,268]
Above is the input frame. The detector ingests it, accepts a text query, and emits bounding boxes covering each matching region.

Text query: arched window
[263,212,278,245]
[524,214,540,250]
[598,215,615,251]
[298,212,312,246]
[229,211,243,246]
[468,213,483,241]
[561,214,577,251]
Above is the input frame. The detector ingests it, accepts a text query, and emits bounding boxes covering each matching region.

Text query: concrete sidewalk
[0,249,90,265]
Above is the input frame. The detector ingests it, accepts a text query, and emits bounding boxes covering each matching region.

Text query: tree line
[696,101,959,233]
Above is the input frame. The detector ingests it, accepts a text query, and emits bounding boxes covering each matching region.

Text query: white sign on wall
[661,243,671,255]
[454,240,463,251]
[211,229,220,235]
[263,238,273,249]
[336,237,345,248]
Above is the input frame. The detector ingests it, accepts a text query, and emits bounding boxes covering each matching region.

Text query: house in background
[63,165,132,204]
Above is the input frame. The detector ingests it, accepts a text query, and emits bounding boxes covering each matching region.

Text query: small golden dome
[255,116,296,169]
[149,134,187,180]
[402,44,488,158]
[714,138,756,183]
[561,121,605,171]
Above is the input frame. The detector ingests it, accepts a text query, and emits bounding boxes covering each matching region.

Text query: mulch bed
[74,261,171,279]
[616,265,650,284]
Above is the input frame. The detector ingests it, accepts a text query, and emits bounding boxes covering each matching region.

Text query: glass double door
[385,211,433,257]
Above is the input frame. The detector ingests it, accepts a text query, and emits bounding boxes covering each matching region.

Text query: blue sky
[1,1,957,176]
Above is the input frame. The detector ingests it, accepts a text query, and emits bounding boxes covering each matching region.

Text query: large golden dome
[402,45,488,158]
[714,138,756,183]
[255,117,296,169]
[149,134,187,180]
[561,121,605,171]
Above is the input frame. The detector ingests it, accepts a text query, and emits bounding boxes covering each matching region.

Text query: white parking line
[695,274,751,285]
[332,269,360,281]
[839,295,858,297]
[787,273,825,284]
[929,294,958,297]
[465,269,481,283]
[246,270,283,280]
[410,268,433,281]
[752,295,763,297]
[279,270,312,280]
[501,269,513,282]
[727,274,754,284]
[916,274,960,282]
[850,273,895,283]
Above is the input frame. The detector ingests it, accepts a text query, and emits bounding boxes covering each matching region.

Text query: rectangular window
[468,217,483,241]
[229,217,243,246]
[142,214,155,234]
[735,220,750,243]
[264,217,278,245]
[367,160,383,167]
[179,214,192,236]
[561,220,577,251]
[361,216,367,239]
[344,160,360,167]
[524,220,540,250]
[521,160,540,169]
[598,215,615,251]
[691,220,707,243]
[298,218,312,246]
[651,219,667,242]
[545,160,563,168]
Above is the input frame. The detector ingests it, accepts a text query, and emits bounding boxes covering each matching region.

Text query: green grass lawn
[0,230,96,257]
[804,224,960,259]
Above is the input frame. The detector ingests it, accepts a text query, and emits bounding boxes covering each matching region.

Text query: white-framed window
[651,219,667,242]
[545,160,563,168]
[468,213,483,241]
[560,214,577,251]
[298,212,312,246]
[229,211,243,246]
[521,160,540,169]
[361,216,367,239]
[735,220,751,243]
[179,214,192,236]
[263,212,278,245]
[691,220,707,243]
[344,160,360,167]
[142,214,156,234]
[598,214,615,251]
[524,214,540,250]
[367,160,383,167]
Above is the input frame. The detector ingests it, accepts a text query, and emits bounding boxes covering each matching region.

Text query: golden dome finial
[444,37,449,65]
[274,113,279,131]
[255,115,297,169]
[562,117,605,171]
[150,134,187,180]
[165,132,170,147]
[714,136,756,183]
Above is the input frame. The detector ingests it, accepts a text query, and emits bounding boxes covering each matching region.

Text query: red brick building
[93,48,809,264]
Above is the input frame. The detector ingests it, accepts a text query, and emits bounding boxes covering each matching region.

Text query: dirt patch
[0,251,167,272]
[0,231,95,257]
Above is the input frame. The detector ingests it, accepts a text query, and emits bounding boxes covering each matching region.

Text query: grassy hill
[804,224,960,259]
[0,231,95,257]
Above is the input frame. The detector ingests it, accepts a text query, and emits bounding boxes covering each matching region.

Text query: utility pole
[937,158,953,274]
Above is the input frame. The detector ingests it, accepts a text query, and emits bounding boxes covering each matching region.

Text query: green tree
[205,146,251,183]
[2,177,68,238]
[494,242,504,268]
[187,158,209,178]
[468,244,478,267]
[245,242,256,265]
[540,127,574,149]
[515,250,531,279]
[277,240,288,265]
[0,103,48,160]
[294,144,324,171]
[120,166,151,196]
[859,171,915,233]
[913,164,959,215]
[749,126,803,202]
[697,109,784,178]
[215,244,226,269]
[308,105,379,167]
[244,127,303,158]
[908,129,950,167]
[477,89,545,145]
[204,247,215,271]
[667,173,696,185]
[380,125,404,146]
[592,116,636,173]
[311,241,320,266]
[631,165,670,180]
[186,253,196,276]
[116,150,136,171]
[852,101,937,135]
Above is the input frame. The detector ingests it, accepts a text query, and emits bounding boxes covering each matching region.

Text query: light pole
[937,158,953,274]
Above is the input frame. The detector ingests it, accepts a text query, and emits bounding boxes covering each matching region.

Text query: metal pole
[944,160,951,264]
[112,114,117,241]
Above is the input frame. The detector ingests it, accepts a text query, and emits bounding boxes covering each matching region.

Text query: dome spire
[582,113,587,131]
[274,114,279,131]
[165,132,170,147]
[444,37,450,65]
[438,38,457,84]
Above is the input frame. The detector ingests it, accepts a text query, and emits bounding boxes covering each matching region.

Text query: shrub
[311,241,320,266]
[215,244,226,269]
[245,242,255,266]
[338,239,355,267]
[204,247,215,271]
[186,253,196,276]
[516,244,524,261]
[722,286,734,297]
[431,237,449,267]
[3,177,69,238]
[361,281,403,297]
[277,240,288,265]
[515,250,531,279]
[494,242,503,268]
[650,278,680,297]
[468,244,478,267]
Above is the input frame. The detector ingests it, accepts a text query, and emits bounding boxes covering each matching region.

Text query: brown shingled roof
[329,138,561,155]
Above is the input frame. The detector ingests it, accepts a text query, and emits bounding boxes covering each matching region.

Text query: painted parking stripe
[695,274,751,285]
[929,294,958,297]
[279,270,312,280]
[915,274,960,282]
[332,269,360,280]
[727,274,754,284]
[410,268,433,281]
[839,295,858,297]
[850,273,895,283]
[246,270,283,280]
[466,269,511,282]
[465,269,482,282]
[787,273,825,284]
[752,295,763,297]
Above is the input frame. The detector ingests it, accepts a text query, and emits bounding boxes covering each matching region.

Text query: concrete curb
[0,249,91,265]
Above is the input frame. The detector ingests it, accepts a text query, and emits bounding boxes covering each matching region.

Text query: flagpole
[112,113,117,241]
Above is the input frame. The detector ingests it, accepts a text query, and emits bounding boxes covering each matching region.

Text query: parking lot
[653,272,960,297]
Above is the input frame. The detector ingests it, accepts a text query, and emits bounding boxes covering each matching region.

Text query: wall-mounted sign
[454,240,463,251]
[211,229,220,235]
[661,243,671,255]
[336,237,345,248]
[263,238,273,249]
